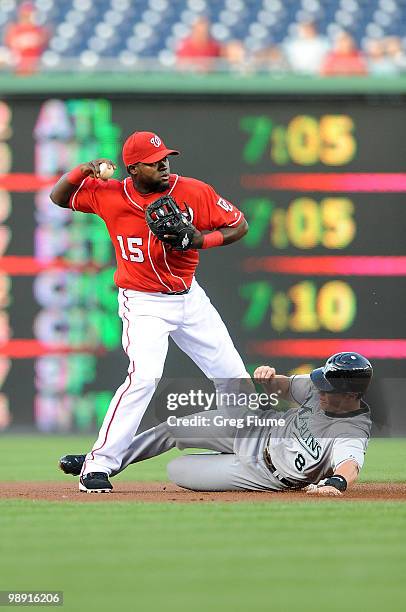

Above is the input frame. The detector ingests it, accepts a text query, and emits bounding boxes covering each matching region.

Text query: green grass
[0,436,405,482]
[358,438,406,482]
[0,437,405,612]
[0,435,178,482]
[0,500,405,612]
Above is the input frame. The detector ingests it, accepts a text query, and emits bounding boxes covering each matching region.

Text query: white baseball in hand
[99,162,115,180]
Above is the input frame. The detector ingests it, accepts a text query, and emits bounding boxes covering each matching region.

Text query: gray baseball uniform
[113,374,372,491]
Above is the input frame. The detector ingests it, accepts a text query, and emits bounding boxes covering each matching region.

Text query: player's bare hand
[253,366,276,382]
[306,485,342,497]
[80,159,117,180]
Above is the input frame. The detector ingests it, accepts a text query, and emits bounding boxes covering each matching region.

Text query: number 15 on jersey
[117,235,144,262]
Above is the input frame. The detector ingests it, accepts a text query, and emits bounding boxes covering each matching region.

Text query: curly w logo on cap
[122,131,179,165]
[150,135,162,147]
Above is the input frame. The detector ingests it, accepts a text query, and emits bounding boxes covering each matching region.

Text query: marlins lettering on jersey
[294,406,322,460]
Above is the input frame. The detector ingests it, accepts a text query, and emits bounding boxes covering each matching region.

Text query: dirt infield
[0,481,405,502]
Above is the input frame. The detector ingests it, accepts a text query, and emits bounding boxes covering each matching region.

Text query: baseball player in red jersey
[50,131,250,493]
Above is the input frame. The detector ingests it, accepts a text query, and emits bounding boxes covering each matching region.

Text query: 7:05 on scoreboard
[240,114,356,166]
[241,196,356,250]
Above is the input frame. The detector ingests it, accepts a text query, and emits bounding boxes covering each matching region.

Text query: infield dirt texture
[0,436,405,612]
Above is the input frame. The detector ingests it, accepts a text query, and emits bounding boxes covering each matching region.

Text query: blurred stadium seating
[0,0,406,72]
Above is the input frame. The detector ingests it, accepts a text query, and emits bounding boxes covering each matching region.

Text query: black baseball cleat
[79,472,113,493]
[59,454,86,476]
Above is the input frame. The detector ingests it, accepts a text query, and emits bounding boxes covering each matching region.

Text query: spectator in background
[284,20,329,74]
[221,41,288,75]
[221,39,247,72]
[176,16,221,71]
[0,45,13,71]
[4,1,49,75]
[320,31,367,76]
[253,45,289,73]
[366,38,397,75]
[385,37,406,72]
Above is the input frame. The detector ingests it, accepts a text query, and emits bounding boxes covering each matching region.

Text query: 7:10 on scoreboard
[240,280,356,333]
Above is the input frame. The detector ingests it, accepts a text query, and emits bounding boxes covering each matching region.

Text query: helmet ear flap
[310,367,335,392]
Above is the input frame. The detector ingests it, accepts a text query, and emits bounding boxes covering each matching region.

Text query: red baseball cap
[122,131,179,166]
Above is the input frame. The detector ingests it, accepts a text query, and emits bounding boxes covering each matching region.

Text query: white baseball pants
[82,279,250,475]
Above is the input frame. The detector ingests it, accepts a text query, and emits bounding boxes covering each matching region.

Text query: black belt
[161,288,190,295]
[263,446,306,490]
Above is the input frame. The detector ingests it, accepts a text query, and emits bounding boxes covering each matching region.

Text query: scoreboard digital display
[236,107,406,366]
[0,95,405,431]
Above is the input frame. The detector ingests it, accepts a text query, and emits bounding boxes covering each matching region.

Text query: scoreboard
[0,94,405,431]
[237,107,406,368]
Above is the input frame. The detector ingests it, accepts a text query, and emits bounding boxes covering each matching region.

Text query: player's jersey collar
[125,174,178,206]
[324,400,370,419]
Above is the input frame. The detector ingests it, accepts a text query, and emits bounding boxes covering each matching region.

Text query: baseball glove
[145,195,196,251]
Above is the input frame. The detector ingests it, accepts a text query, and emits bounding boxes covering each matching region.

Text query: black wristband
[323,475,348,492]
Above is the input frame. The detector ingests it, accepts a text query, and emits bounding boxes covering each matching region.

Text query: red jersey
[320,51,367,76]
[177,37,221,60]
[69,174,244,293]
[176,37,221,71]
[5,23,48,73]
